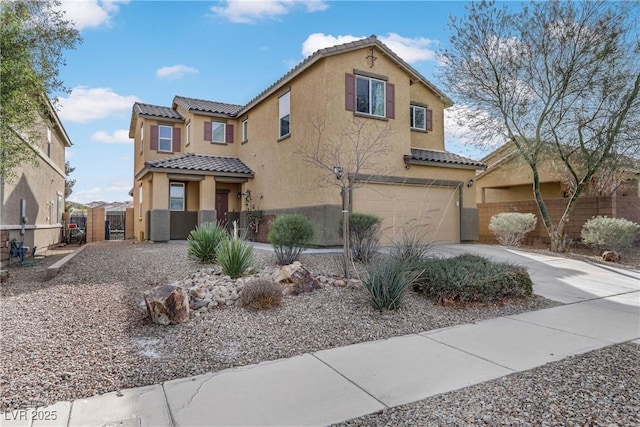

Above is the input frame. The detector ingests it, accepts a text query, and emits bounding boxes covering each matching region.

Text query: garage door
[352,183,459,246]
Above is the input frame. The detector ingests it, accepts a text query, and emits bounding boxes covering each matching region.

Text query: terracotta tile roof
[407,148,486,169]
[173,96,243,116]
[133,102,183,120]
[145,153,254,175]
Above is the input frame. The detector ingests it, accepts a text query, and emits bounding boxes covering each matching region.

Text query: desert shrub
[268,214,315,265]
[187,222,228,263]
[413,254,533,303]
[581,216,640,251]
[489,212,537,246]
[388,226,432,265]
[342,213,382,262]
[362,259,422,310]
[240,279,283,310]
[216,238,254,279]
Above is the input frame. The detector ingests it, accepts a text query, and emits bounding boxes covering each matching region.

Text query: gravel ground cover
[2,240,559,411]
[336,342,640,426]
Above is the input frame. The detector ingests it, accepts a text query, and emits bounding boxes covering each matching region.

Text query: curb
[46,244,89,279]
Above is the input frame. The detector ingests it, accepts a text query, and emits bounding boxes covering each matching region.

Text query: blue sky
[55,0,490,204]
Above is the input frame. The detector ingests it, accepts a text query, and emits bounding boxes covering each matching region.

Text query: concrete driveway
[433,243,640,305]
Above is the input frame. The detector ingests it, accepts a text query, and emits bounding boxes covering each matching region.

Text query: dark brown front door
[215,191,229,225]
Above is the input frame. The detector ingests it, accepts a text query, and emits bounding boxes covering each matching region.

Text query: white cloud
[445,105,504,152]
[156,64,199,79]
[301,32,436,63]
[211,0,328,24]
[91,129,132,144]
[66,150,75,159]
[59,0,129,30]
[57,86,139,124]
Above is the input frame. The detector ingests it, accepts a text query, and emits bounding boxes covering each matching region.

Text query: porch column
[198,175,217,224]
[150,173,170,242]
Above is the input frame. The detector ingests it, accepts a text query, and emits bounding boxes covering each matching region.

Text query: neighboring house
[1,99,72,265]
[129,35,486,246]
[476,142,640,244]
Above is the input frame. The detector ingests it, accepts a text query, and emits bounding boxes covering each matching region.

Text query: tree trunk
[342,188,351,279]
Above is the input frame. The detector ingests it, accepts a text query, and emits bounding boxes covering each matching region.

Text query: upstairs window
[242,119,248,142]
[279,91,290,138]
[345,73,394,119]
[158,125,173,152]
[356,76,385,117]
[212,122,225,143]
[410,105,426,130]
[169,183,185,211]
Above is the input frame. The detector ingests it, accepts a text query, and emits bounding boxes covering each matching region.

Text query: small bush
[388,226,432,265]
[489,212,537,246]
[240,279,283,310]
[341,213,382,262]
[187,222,228,263]
[362,259,422,310]
[268,214,315,265]
[581,216,640,251]
[413,254,533,303]
[216,238,254,279]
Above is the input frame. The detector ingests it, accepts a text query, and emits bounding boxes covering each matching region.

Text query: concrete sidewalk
[2,245,639,427]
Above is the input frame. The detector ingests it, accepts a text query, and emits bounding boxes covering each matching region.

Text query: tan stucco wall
[1,124,67,256]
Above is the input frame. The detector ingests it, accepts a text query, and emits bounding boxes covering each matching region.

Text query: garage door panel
[353,183,459,245]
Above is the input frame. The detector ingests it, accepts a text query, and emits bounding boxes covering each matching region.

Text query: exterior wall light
[467,179,475,188]
[333,166,343,180]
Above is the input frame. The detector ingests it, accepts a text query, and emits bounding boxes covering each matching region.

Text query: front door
[215,191,229,225]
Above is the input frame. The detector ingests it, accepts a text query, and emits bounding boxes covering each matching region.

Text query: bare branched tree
[440,0,640,252]
[298,115,395,277]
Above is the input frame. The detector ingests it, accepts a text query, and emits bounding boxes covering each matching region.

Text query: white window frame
[279,91,290,138]
[212,122,226,144]
[242,119,248,142]
[138,185,143,219]
[47,126,52,157]
[410,105,426,130]
[56,193,63,224]
[158,125,173,152]
[186,122,191,146]
[169,182,185,211]
[355,75,386,117]
[139,122,144,154]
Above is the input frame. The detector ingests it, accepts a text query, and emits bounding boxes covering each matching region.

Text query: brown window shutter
[345,73,355,111]
[173,128,181,152]
[226,124,234,143]
[150,125,158,150]
[386,82,395,119]
[426,109,433,131]
[204,121,212,141]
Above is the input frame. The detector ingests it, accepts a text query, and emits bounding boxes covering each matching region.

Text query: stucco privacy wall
[478,196,640,245]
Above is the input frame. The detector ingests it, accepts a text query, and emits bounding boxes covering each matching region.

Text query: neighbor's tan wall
[86,207,105,243]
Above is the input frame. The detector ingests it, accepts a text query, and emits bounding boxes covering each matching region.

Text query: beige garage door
[352,183,459,246]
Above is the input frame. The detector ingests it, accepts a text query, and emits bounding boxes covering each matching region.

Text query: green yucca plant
[187,222,228,263]
[216,238,254,279]
[362,259,422,310]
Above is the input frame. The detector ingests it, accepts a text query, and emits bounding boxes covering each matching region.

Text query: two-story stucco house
[129,36,485,246]
[1,98,72,265]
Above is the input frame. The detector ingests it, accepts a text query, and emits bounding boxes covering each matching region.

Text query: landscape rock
[274,261,322,295]
[144,283,189,326]
[602,251,621,263]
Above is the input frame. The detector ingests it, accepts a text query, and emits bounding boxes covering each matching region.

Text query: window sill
[410,127,428,133]
[211,141,227,145]
[353,112,388,121]
[158,150,174,154]
[277,134,291,142]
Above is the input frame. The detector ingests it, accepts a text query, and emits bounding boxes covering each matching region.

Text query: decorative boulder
[274,261,321,295]
[602,251,621,263]
[144,283,189,326]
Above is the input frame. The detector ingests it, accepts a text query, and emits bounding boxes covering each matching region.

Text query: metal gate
[106,211,126,241]
[69,213,87,244]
